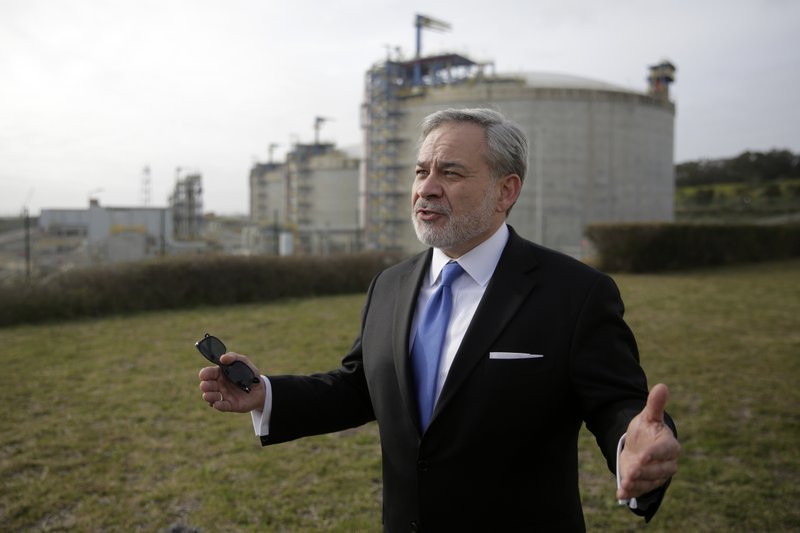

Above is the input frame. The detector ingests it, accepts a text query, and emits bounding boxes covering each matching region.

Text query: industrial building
[35,173,208,267]
[248,140,361,255]
[360,15,676,257]
[38,200,173,266]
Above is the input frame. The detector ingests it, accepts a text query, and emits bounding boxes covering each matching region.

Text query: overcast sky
[2,0,798,216]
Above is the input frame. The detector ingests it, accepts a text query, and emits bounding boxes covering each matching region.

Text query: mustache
[414,200,451,215]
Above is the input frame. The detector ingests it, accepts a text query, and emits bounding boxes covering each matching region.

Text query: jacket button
[410,521,419,532]
[417,460,430,471]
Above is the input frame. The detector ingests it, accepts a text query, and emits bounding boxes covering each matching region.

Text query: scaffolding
[249,161,284,224]
[362,53,486,250]
[286,142,336,253]
[360,13,505,250]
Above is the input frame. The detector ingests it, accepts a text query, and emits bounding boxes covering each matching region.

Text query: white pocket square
[489,352,544,360]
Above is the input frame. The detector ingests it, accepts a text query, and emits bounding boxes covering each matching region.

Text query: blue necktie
[411,261,465,431]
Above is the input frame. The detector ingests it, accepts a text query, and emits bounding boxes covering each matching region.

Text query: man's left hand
[618,383,680,500]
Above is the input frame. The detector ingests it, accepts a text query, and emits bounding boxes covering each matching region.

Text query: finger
[618,469,673,499]
[618,479,663,500]
[220,352,260,376]
[618,453,678,499]
[199,380,221,393]
[627,437,680,471]
[627,452,678,479]
[198,365,220,381]
[619,471,666,496]
[202,391,226,406]
[644,383,669,424]
[220,352,251,366]
[640,460,678,483]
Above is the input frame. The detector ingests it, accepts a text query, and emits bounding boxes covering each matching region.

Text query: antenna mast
[415,14,451,58]
[314,116,332,145]
[141,166,152,206]
[413,14,451,86]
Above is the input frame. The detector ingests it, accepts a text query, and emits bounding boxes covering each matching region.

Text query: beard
[412,188,497,251]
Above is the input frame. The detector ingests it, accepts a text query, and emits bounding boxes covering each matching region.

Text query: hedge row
[0,252,401,327]
[585,222,800,272]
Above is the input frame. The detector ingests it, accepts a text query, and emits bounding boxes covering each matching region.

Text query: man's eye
[415,169,428,177]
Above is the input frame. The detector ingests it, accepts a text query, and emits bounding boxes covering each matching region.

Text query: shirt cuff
[616,432,639,510]
[250,375,273,436]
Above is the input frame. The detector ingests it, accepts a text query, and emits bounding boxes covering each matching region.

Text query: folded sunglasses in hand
[195,333,259,393]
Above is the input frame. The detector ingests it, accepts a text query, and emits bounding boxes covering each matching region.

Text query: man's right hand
[618,383,680,500]
[199,353,266,413]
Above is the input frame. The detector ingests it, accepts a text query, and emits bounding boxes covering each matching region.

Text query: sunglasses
[195,333,259,393]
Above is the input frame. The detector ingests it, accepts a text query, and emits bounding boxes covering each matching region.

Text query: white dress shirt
[409,223,509,406]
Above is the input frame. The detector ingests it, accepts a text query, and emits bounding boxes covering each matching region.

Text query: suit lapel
[393,250,431,430]
[431,230,540,424]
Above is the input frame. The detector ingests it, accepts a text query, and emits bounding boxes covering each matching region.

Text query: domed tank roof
[516,71,637,94]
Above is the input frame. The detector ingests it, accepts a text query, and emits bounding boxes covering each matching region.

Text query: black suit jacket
[262,227,673,532]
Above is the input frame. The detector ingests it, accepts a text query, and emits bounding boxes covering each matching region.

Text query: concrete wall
[297,148,361,254]
[304,150,360,230]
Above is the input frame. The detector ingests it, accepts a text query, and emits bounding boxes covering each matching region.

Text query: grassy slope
[1,260,798,531]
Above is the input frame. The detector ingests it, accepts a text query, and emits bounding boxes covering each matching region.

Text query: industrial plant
[250,14,676,258]
[2,13,677,277]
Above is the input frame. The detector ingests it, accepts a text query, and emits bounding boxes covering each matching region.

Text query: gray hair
[419,107,528,183]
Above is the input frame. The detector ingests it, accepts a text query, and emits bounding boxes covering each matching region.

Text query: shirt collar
[429,224,509,288]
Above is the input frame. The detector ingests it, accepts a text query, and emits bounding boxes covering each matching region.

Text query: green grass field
[2,260,799,532]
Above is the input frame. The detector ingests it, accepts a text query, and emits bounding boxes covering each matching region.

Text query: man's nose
[416,172,443,198]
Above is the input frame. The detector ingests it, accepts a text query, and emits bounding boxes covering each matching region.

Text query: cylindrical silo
[362,55,675,257]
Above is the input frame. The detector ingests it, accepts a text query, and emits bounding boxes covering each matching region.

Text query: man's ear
[496,174,522,214]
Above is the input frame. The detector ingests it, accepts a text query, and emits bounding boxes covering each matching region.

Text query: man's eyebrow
[415,159,469,171]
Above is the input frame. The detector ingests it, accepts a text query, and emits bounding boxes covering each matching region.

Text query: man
[199,108,680,532]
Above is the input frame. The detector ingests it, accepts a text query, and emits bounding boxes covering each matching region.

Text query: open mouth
[415,208,446,222]
[415,201,448,222]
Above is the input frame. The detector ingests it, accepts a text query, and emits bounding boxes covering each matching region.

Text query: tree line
[676,149,800,187]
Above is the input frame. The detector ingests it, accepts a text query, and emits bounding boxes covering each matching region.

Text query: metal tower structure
[170,169,203,240]
[414,14,451,86]
[313,116,333,145]
[362,14,487,251]
[141,165,152,206]
[647,60,677,101]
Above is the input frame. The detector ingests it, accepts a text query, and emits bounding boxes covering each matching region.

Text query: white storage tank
[362,56,676,257]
